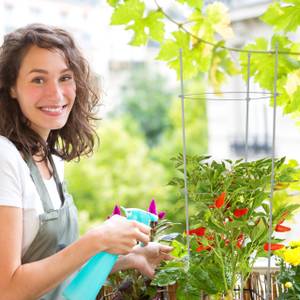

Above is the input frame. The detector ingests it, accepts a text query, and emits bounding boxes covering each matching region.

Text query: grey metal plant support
[178,40,280,299]
[238,50,252,300]
[245,52,251,163]
[179,48,190,258]
[266,42,279,300]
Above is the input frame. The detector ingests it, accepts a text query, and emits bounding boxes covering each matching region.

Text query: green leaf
[152,266,184,286]
[157,30,195,79]
[126,20,147,45]
[240,35,299,95]
[127,10,165,46]
[206,2,234,39]
[145,10,165,43]
[112,2,164,46]
[261,2,300,33]
[284,87,300,113]
[110,0,145,25]
[171,239,187,258]
[209,46,239,92]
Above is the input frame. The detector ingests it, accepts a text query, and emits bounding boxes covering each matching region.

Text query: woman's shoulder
[0,135,23,164]
[0,135,19,153]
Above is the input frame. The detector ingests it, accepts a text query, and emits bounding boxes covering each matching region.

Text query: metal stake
[266,42,278,300]
[179,48,190,257]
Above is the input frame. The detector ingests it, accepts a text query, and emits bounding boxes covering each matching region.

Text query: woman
[0,24,172,300]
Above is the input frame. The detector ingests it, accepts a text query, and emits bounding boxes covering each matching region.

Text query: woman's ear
[10,87,17,99]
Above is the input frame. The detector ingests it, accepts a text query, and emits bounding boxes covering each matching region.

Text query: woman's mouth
[39,105,67,115]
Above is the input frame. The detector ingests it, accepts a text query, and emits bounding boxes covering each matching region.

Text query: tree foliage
[107,0,300,121]
[118,63,173,146]
[65,118,172,225]
[66,79,207,230]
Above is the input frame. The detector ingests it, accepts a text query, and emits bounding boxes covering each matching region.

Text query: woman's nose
[45,81,63,101]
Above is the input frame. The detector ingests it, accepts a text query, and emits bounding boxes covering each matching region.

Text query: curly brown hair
[0,23,101,161]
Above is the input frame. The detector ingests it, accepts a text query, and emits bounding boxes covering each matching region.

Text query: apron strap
[25,155,54,212]
[25,154,65,212]
[47,154,65,205]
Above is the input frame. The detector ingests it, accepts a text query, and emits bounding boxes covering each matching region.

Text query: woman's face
[11,45,76,140]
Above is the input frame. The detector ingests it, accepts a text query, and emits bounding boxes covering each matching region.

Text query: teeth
[41,107,63,112]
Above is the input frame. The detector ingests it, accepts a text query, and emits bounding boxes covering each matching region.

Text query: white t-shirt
[0,136,64,256]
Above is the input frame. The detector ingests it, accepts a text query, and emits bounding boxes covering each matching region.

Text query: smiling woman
[10,46,77,141]
[0,24,172,300]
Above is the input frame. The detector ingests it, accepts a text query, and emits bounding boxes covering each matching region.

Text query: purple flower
[158,211,166,219]
[148,199,157,215]
[112,205,121,216]
[148,199,166,220]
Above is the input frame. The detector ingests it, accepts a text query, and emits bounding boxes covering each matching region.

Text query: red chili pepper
[186,227,206,236]
[275,224,291,232]
[263,243,284,251]
[233,208,249,218]
[215,192,226,208]
[196,244,211,252]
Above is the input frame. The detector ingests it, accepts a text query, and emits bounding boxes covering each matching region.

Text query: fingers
[101,216,151,254]
[160,252,173,261]
[129,220,151,245]
[130,220,151,235]
[144,266,155,279]
[158,244,173,254]
[133,228,150,246]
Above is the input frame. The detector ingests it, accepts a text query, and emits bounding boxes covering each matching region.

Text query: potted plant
[152,155,300,299]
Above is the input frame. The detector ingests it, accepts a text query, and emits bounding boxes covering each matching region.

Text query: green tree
[119,63,174,146]
[65,117,174,232]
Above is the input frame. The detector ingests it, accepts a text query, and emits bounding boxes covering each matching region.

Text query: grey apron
[22,154,79,300]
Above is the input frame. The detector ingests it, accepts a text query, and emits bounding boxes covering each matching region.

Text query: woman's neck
[33,153,53,180]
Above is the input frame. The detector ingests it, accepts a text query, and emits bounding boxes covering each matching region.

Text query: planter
[97,271,279,300]
[97,284,177,300]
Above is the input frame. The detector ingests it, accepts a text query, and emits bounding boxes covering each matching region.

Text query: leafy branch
[107,0,300,120]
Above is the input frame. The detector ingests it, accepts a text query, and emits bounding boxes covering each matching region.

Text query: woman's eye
[60,75,73,82]
[32,77,44,84]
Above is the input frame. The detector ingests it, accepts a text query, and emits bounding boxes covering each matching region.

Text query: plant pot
[98,284,177,300]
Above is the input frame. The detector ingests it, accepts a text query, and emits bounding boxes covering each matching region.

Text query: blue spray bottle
[63,208,158,300]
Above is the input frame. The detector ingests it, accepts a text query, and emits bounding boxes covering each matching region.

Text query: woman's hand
[126,242,173,278]
[87,215,151,255]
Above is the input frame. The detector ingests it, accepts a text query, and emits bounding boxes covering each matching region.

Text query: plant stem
[214,235,228,291]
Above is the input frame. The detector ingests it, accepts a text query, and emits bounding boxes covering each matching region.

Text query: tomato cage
[177,43,299,300]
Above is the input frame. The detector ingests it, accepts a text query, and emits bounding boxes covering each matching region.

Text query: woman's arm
[0,208,150,300]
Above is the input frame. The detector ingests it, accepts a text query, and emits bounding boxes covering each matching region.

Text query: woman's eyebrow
[27,68,48,75]
[27,68,72,75]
